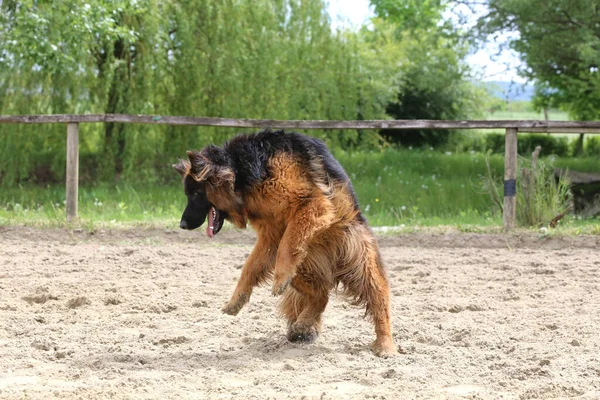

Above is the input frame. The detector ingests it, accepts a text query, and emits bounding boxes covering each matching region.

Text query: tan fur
[191,152,398,357]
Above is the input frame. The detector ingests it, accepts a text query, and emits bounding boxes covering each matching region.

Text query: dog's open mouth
[206,206,225,238]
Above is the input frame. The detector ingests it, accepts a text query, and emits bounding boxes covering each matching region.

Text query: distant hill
[482,80,535,102]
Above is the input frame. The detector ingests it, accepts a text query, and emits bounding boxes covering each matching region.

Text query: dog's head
[174,145,244,238]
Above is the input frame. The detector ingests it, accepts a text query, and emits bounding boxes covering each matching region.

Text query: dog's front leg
[222,236,275,316]
[271,201,334,296]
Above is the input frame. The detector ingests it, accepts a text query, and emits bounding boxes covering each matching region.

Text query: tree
[369,0,449,32]
[0,0,161,181]
[380,29,484,147]
[368,0,484,147]
[0,0,397,185]
[530,82,558,121]
[477,0,600,121]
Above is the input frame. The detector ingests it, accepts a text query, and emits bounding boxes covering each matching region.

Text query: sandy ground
[1,226,599,400]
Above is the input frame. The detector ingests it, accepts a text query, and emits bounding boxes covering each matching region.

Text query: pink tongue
[206,207,215,238]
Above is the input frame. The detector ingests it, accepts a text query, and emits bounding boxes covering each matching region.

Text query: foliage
[483,134,570,157]
[478,151,572,228]
[569,134,600,158]
[381,58,485,147]
[477,0,600,120]
[0,0,492,185]
[484,96,509,114]
[516,155,572,228]
[472,131,600,159]
[505,101,535,114]
[369,2,485,148]
[3,149,598,229]
[0,0,396,185]
[369,0,449,32]
[0,147,506,226]
[334,147,504,221]
[585,136,600,157]
[553,155,600,172]
[531,82,560,115]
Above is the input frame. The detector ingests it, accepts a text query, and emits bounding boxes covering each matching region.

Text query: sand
[1,226,599,399]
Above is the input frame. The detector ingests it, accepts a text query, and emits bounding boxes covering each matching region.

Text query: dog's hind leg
[363,252,398,358]
[222,234,276,316]
[339,226,399,357]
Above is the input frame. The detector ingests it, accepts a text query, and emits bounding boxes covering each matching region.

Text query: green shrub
[585,136,600,156]
[484,133,569,156]
[445,132,487,153]
[516,155,571,227]
[478,150,572,228]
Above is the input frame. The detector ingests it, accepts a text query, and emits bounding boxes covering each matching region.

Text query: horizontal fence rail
[1,114,599,229]
[1,114,600,133]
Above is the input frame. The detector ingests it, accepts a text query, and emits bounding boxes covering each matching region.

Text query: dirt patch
[1,226,599,399]
[2,224,599,249]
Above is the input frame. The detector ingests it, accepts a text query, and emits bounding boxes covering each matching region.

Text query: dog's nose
[179,220,188,230]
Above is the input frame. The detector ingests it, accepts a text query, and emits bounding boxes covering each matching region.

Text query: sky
[326,0,524,83]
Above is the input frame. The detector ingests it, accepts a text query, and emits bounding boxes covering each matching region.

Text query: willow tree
[1,0,397,185]
[0,0,164,182]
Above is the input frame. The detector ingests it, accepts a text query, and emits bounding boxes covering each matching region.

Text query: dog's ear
[186,150,209,180]
[188,146,235,190]
[172,159,190,177]
[187,150,204,170]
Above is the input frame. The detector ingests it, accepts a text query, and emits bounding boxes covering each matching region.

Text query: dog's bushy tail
[334,223,390,321]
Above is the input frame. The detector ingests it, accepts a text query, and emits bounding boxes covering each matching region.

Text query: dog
[173,130,398,357]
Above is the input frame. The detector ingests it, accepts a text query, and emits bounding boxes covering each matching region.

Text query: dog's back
[224,130,363,224]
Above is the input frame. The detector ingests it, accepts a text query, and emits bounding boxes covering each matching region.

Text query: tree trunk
[104,38,130,178]
[575,133,585,157]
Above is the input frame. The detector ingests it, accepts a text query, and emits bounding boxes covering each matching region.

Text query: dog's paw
[221,303,241,316]
[370,338,401,358]
[221,293,249,316]
[287,323,319,344]
[271,275,292,296]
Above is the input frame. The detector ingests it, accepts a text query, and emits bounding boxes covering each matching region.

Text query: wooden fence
[2,114,600,231]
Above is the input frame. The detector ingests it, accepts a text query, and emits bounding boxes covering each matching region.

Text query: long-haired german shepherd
[174,130,398,357]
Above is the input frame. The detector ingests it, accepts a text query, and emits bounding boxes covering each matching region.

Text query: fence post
[503,128,518,231]
[66,123,79,221]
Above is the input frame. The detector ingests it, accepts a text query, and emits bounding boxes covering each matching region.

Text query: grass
[479,152,572,228]
[554,157,600,172]
[334,148,504,226]
[0,183,183,229]
[0,148,504,227]
[1,147,598,234]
